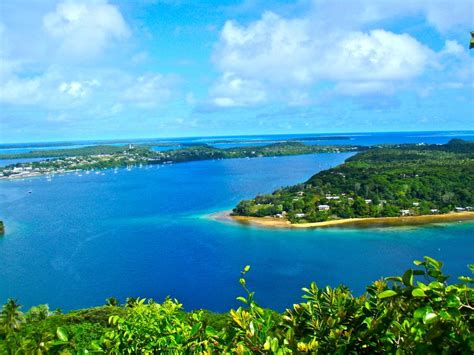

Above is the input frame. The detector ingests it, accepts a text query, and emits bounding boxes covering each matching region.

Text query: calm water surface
[0,151,473,312]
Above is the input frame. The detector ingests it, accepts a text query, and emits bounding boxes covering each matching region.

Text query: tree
[106,297,119,307]
[25,304,51,322]
[0,298,24,335]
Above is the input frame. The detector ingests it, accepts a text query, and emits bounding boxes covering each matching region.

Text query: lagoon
[0,146,473,313]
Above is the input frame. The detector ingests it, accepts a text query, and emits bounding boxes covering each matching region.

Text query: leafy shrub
[1,257,472,353]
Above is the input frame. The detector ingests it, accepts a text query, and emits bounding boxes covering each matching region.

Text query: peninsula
[0,142,362,180]
[231,139,474,227]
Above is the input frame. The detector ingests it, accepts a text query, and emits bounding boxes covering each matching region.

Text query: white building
[400,209,411,216]
[318,204,330,211]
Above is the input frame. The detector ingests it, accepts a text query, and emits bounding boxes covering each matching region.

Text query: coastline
[209,210,474,229]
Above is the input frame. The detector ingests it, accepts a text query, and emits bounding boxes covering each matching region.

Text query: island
[0,221,3,235]
[230,139,474,227]
[0,142,363,180]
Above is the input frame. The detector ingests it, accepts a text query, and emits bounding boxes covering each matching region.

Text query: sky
[0,0,473,143]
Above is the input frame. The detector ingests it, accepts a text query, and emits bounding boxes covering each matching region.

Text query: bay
[0,139,473,312]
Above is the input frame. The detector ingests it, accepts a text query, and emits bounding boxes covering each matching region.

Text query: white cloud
[122,74,175,107]
[439,40,465,57]
[43,0,130,58]
[58,79,100,98]
[309,0,473,33]
[210,72,267,107]
[211,11,436,104]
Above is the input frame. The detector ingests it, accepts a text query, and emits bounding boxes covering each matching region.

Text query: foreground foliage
[1,257,473,353]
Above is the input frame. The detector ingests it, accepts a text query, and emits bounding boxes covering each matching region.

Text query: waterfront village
[259,191,473,220]
[0,147,170,180]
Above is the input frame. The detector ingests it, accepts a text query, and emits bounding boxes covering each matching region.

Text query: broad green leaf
[402,269,414,286]
[423,312,438,324]
[424,256,442,269]
[236,296,247,304]
[414,306,432,319]
[378,290,397,299]
[385,276,402,282]
[446,294,461,308]
[205,326,217,337]
[412,288,426,297]
[56,327,68,342]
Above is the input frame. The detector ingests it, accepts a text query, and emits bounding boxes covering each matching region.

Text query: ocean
[0,131,473,312]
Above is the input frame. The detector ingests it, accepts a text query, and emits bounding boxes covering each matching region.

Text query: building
[318,204,330,211]
[400,209,411,216]
[364,199,372,204]
[430,209,439,214]
[412,202,420,207]
[295,213,306,218]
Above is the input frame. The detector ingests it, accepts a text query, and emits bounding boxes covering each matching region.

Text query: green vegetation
[0,221,4,235]
[233,139,474,223]
[0,142,363,179]
[1,257,473,353]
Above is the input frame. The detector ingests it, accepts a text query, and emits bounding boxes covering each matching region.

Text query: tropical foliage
[1,257,473,353]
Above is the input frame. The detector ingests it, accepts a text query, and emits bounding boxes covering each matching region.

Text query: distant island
[0,221,4,235]
[0,142,363,180]
[230,139,474,227]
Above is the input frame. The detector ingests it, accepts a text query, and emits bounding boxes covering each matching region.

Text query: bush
[1,257,473,353]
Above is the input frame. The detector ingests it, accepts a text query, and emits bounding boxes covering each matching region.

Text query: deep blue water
[0,133,474,313]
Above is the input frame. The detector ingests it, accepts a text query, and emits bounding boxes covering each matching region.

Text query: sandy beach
[209,210,474,229]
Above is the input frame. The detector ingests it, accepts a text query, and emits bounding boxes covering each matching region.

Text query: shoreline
[209,210,474,229]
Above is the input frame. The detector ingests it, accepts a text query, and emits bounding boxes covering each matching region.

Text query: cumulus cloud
[43,0,130,58]
[0,68,100,106]
[309,0,473,33]
[211,11,436,105]
[58,79,100,98]
[210,72,267,107]
[122,74,176,107]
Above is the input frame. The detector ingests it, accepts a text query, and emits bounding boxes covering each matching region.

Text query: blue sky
[0,0,473,143]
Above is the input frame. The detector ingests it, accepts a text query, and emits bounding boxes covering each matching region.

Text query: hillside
[233,140,474,223]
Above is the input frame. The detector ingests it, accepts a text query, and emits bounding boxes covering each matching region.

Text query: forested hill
[233,139,474,223]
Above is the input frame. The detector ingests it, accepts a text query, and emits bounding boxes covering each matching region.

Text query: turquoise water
[0,151,473,312]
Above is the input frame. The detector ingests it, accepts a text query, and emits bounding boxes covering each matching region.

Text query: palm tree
[0,298,24,334]
[25,304,51,322]
[106,297,119,307]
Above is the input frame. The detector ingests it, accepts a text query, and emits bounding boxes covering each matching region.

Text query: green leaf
[414,306,431,319]
[244,265,251,272]
[385,276,402,282]
[56,327,68,342]
[412,288,426,297]
[402,269,414,286]
[378,290,397,299]
[424,256,442,269]
[205,326,217,337]
[458,276,474,283]
[236,296,248,304]
[446,294,461,308]
[423,312,438,324]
